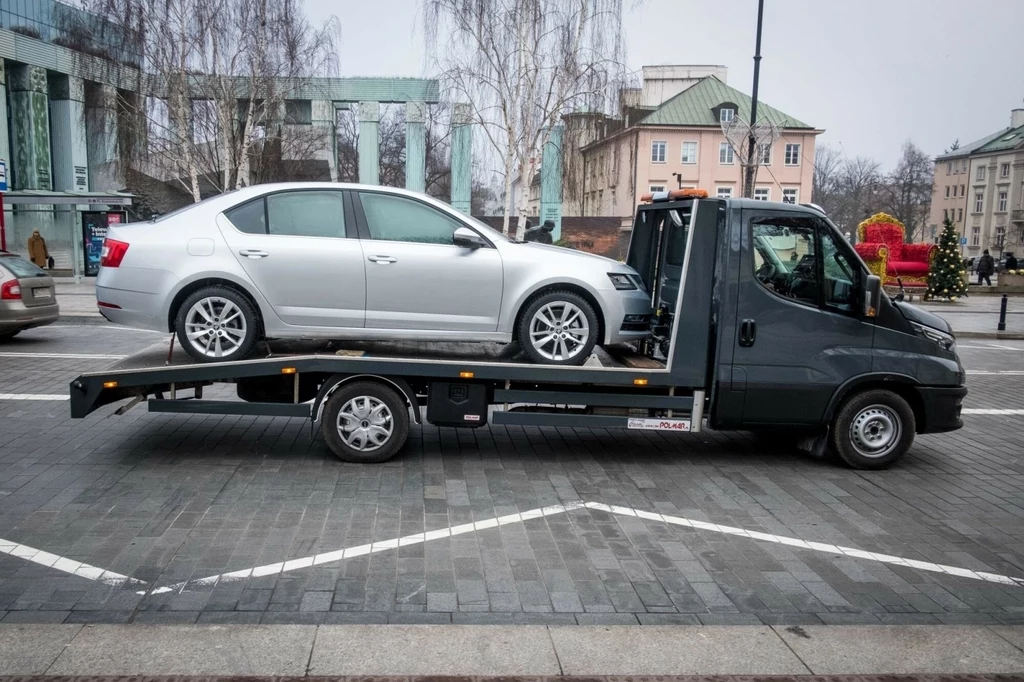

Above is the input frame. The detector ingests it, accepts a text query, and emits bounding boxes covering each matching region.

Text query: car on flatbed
[95,183,650,366]
[0,251,59,339]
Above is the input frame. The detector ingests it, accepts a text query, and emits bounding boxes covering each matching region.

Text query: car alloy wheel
[336,395,394,452]
[184,296,248,359]
[528,301,590,362]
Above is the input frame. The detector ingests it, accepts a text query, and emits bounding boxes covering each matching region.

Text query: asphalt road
[1,322,1023,626]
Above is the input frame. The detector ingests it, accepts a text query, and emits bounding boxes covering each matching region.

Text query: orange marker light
[103,381,118,389]
[459,371,475,379]
[633,378,648,386]
[281,367,297,375]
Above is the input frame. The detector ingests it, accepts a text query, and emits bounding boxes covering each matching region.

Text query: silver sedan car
[95,183,651,365]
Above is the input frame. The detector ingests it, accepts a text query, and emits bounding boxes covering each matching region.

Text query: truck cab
[628,191,966,468]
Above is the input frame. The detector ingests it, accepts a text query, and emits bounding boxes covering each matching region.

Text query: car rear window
[0,254,47,278]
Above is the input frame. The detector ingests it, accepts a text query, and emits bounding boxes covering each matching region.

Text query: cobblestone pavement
[1,323,1023,626]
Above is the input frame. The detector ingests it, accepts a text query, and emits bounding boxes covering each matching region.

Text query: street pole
[743,0,765,198]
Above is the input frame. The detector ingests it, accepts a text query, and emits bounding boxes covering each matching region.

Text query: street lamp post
[743,0,765,199]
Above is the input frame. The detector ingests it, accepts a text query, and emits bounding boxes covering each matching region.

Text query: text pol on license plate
[627,417,691,432]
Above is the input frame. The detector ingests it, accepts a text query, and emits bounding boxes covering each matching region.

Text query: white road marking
[963,409,1024,415]
[0,537,145,587]
[0,393,69,401]
[142,500,1024,596]
[966,370,1024,375]
[47,324,163,333]
[0,352,126,360]
[958,344,1022,350]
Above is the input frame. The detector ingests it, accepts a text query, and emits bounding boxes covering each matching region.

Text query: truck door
[733,208,874,424]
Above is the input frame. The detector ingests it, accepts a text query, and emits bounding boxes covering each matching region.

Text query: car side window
[359,192,462,245]
[267,191,346,238]
[750,217,819,307]
[224,198,267,234]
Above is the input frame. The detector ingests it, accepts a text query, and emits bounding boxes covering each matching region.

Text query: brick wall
[474,216,630,260]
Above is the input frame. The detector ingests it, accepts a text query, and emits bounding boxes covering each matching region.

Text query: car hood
[895,301,953,335]
[513,241,630,268]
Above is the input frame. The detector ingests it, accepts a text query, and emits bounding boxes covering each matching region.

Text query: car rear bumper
[916,385,968,433]
[0,301,60,333]
[96,267,179,332]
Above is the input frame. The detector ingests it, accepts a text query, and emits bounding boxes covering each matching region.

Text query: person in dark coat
[27,230,49,268]
[1006,254,1019,271]
[977,249,995,286]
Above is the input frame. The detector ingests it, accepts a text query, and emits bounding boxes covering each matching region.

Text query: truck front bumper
[917,385,968,433]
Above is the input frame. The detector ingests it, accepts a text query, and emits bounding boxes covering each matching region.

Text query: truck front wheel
[831,389,916,469]
[321,381,410,463]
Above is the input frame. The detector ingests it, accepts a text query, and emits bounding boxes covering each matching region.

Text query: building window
[976,166,986,181]
[958,208,963,222]
[998,191,1008,212]
[758,143,771,165]
[753,187,770,201]
[719,142,734,165]
[971,226,981,246]
[1002,163,1011,178]
[943,209,949,220]
[784,143,800,166]
[783,188,799,204]
[681,141,697,164]
[946,162,952,175]
[962,160,968,173]
[720,108,735,123]
[651,140,666,163]
[945,186,951,199]
[960,184,965,196]
[975,192,984,213]
[997,226,1006,247]
[716,186,733,198]
[649,184,666,193]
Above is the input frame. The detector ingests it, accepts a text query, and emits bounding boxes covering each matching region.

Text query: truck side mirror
[864,275,882,318]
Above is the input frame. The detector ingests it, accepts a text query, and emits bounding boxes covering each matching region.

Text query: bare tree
[829,156,883,237]
[878,141,934,242]
[811,143,843,217]
[426,0,627,239]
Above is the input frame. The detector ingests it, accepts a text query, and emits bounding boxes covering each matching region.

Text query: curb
[953,331,1024,340]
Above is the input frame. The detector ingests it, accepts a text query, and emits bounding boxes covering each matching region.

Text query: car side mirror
[453,226,486,249]
[864,274,882,317]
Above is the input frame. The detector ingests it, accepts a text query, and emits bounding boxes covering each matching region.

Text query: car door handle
[739,318,757,347]
[368,255,397,264]
[239,249,269,259]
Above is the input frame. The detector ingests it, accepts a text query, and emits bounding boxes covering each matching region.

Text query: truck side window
[751,218,819,307]
[819,227,858,312]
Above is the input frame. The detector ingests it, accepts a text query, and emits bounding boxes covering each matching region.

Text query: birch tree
[425,0,627,239]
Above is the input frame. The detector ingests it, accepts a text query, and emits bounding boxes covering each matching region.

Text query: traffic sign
[960,237,968,245]
[0,160,7,192]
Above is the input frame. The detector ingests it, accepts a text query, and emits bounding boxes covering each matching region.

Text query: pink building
[579,74,821,220]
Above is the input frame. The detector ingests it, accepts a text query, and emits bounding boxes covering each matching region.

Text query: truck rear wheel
[321,381,409,463]
[831,389,916,469]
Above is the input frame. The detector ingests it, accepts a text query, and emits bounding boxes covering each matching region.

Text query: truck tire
[518,290,599,365]
[175,285,258,363]
[321,381,409,463]
[830,389,916,469]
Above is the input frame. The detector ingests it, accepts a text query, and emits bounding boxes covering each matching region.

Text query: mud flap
[796,428,830,459]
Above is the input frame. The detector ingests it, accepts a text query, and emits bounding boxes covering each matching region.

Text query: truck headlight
[607,273,637,290]
[911,322,956,352]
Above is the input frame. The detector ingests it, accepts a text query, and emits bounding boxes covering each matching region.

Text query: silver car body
[0,253,59,335]
[96,183,649,346]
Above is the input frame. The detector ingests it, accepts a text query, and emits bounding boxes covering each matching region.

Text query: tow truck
[70,191,966,469]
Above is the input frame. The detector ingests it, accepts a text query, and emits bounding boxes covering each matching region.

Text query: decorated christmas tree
[927,216,968,300]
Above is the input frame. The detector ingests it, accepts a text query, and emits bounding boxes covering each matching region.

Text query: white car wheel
[518,291,598,365]
[175,286,258,363]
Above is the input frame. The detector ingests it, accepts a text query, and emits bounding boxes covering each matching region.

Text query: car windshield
[0,254,47,277]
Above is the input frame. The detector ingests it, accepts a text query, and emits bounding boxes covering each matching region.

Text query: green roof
[637,76,813,129]
[935,128,1010,160]
[973,124,1024,154]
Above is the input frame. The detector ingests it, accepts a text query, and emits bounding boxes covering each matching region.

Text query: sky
[306,0,1024,170]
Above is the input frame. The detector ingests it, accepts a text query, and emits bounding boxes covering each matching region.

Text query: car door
[354,191,503,332]
[732,208,874,424]
[218,189,366,328]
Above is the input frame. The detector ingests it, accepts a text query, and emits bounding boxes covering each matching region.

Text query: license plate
[627,417,691,432]
[32,288,50,299]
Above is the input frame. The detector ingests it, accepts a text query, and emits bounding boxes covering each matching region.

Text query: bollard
[998,294,1008,332]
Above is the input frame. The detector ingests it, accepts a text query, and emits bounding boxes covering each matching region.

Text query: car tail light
[1,280,21,300]
[101,239,130,267]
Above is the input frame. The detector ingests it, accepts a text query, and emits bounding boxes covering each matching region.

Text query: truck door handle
[239,249,269,259]
[739,319,757,347]
[368,255,397,264]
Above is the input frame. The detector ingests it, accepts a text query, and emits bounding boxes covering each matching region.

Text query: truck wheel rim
[185,297,247,358]
[849,405,901,458]
[529,301,589,361]
[337,396,393,452]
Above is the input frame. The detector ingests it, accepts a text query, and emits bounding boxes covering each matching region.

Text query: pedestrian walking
[977,249,995,286]
[27,229,50,268]
[1006,253,1019,270]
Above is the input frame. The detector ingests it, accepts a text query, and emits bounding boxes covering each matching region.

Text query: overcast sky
[307,0,1024,170]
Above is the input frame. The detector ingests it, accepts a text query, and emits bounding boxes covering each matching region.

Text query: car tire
[517,290,599,365]
[175,285,259,363]
[321,381,410,463]
[830,389,916,469]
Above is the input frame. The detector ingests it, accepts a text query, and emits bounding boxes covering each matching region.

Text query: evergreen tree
[927,216,968,300]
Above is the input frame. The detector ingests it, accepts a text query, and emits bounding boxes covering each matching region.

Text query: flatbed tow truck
[70,192,967,469]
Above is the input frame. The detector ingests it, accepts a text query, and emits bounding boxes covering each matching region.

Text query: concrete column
[450,103,472,214]
[9,64,53,190]
[405,101,426,192]
[0,61,10,177]
[540,125,564,240]
[311,99,338,182]
[85,83,120,192]
[357,101,380,185]
[49,75,89,192]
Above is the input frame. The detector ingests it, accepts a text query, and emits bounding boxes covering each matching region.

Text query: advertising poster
[83,212,127,276]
